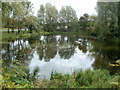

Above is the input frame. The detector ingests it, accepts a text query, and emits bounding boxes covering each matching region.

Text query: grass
[1,30,83,42]
[1,30,50,41]
[0,28,9,30]
[1,60,120,88]
[1,28,95,42]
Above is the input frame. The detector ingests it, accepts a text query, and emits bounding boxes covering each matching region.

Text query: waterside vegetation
[1,60,120,88]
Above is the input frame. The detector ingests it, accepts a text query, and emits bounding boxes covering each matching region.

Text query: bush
[1,60,120,88]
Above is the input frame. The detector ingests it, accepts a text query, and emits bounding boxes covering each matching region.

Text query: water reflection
[2,39,33,66]
[1,35,120,79]
[29,47,94,80]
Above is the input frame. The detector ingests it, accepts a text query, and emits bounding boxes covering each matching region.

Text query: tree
[59,6,78,31]
[37,3,78,32]
[2,1,33,33]
[37,3,58,32]
[25,16,39,33]
[79,13,89,30]
[37,4,45,30]
[118,1,120,35]
[13,1,33,33]
[95,1,119,41]
[2,2,13,33]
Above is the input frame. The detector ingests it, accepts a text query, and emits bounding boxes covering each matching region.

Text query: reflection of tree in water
[28,36,39,49]
[36,35,57,62]
[37,46,44,60]
[44,44,57,61]
[37,44,57,62]
[58,35,76,59]
[45,35,57,44]
[2,35,90,66]
[2,43,12,66]
[90,41,120,74]
[78,44,87,53]
[2,38,33,67]
[36,35,77,61]
[77,39,88,53]
[59,36,68,44]
[59,45,75,59]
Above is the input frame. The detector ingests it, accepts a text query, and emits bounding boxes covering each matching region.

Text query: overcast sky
[29,0,97,18]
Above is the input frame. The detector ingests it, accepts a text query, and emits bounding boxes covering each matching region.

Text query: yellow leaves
[5,73,10,76]
[109,59,120,67]
[116,59,120,65]
[110,82,120,88]
[0,75,3,80]
[4,73,11,80]
[109,63,119,67]
[2,81,16,88]
[4,76,10,80]
[34,80,45,88]
[24,84,28,87]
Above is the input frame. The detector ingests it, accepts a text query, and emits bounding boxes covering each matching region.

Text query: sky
[29,0,97,18]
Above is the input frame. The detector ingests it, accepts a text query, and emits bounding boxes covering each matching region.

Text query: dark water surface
[1,35,120,80]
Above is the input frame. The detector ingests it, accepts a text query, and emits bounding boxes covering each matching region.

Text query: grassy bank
[0,28,11,31]
[1,30,50,41]
[1,31,81,42]
[1,29,96,42]
[1,60,119,88]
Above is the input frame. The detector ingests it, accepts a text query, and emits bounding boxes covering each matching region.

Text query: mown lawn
[1,30,50,41]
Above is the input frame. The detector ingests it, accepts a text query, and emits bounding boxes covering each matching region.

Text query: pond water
[1,35,120,80]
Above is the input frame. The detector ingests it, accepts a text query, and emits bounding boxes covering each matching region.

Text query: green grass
[48,31,83,35]
[1,30,83,42]
[1,60,120,88]
[1,28,95,42]
[1,31,31,41]
[1,30,50,41]
[0,28,8,30]
[0,28,19,31]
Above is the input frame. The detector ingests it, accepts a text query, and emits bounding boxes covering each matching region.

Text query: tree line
[2,0,38,33]
[1,1,95,33]
[37,3,96,32]
[1,1,120,43]
[37,3,79,32]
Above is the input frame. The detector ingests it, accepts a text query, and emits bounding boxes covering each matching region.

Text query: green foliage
[48,69,119,88]
[37,3,58,32]
[2,1,39,33]
[79,13,89,30]
[2,59,119,88]
[37,4,78,32]
[94,2,120,44]
[59,6,78,31]
[2,60,30,88]
[2,60,41,88]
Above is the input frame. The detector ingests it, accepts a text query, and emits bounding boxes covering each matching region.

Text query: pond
[1,34,120,80]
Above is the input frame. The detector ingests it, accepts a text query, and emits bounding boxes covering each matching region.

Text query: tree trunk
[12,27,14,33]
[18,27,20,33]
[118,2,120,27]
[8,27,10,33]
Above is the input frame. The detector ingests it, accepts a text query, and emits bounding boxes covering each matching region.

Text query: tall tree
[25,16,39,33]
[59,6,78,31]
[13,1,33,33]
[118,1,120,32]
[37,4,45,30]
[2,2,13,33]
[37,3,58,32]
[79,13,89,30]
[2,1,33,33]
[95,1,119,41]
